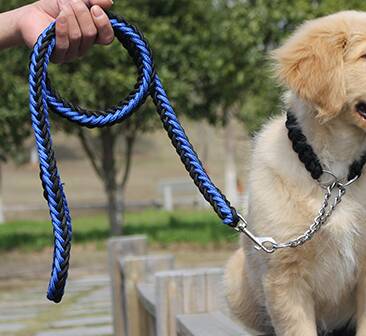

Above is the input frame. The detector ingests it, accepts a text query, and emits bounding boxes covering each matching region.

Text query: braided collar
[285,111,366,183]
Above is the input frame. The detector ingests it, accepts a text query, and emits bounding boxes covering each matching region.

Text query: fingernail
[92,6,104,17]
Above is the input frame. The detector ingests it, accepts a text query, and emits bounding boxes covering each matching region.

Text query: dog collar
[286,110,366,183]
[233,111,363,254]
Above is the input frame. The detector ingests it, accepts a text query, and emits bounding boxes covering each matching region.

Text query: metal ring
[339,175,359,187]
[318,170,339,189]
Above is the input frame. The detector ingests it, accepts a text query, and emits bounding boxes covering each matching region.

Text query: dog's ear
[272,20,347,119]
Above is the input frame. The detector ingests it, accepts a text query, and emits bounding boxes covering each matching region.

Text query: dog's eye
[361,54,366,59]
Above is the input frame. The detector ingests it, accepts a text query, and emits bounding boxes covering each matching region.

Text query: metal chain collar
[234,171,359,254]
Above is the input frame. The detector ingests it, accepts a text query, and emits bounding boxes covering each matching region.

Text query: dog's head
[273,11,366,129]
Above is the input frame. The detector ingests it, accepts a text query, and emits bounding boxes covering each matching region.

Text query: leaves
[0,44,30,161]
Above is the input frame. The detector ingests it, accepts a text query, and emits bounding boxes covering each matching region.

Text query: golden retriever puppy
[224,11,366,336]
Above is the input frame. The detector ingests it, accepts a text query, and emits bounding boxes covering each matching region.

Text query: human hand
[19,0,114,63]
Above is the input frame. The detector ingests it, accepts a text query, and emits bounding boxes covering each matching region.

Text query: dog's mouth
[356,101,366,120]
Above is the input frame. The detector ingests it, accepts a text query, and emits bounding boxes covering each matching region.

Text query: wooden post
[162,185,174,211]
[121,254,175,336]
[155,268,225,336]
[108,235,148,336]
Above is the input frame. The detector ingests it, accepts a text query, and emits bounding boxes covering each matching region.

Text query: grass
[0,208,237,252]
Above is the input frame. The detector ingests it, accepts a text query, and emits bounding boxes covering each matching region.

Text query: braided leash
[29,12,240,303]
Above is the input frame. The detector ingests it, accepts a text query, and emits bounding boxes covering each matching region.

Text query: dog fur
[224,11,366,336]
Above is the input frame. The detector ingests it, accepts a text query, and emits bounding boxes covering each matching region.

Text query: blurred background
[1,0,366,335]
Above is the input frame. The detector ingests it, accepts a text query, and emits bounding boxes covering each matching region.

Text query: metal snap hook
[235,214,278,254]
[253,237,278,254]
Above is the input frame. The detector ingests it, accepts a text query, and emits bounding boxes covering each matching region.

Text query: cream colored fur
[224,11,366,336]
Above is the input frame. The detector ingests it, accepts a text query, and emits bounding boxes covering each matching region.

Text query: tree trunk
[0,163,4,224]
[78,127,138,236]
[101,129,123,235]
[120,135,135,190]
[105,184,124,236]
[224,111,239,207]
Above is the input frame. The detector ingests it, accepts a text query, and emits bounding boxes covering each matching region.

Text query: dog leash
[29,11,244,303]
[29,12,361,303]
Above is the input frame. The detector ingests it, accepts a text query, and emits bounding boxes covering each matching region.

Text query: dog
[224,11,366,336]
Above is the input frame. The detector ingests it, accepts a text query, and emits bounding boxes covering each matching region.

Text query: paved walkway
[0,275,113,336]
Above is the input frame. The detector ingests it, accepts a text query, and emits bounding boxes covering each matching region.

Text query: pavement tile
[50,315,112,328]
[0,322,25,333]
[35,325,113,336]
[63,307,111,317]
[0,274,113,336]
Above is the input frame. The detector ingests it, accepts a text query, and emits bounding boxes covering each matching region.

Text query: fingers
[91,6,114,45]
[63,3,83,62]
[52,16,69,63]
[70,0,97,57]
[52,3,81,63]
[52,0,114,63]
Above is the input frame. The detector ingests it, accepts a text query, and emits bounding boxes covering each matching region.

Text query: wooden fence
[108,235,251,336]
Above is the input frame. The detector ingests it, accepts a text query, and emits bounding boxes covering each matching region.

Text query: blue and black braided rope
[29,11,239,303]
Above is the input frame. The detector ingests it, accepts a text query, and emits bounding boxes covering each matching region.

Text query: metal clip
[235,214,278,254]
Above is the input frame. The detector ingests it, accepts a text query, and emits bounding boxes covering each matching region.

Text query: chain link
[274,181,345,249]
[234,174,359,253]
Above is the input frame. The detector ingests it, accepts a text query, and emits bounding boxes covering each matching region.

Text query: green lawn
[0,209,237,252]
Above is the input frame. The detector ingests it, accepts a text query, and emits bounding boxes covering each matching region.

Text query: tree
[46,0,240,233]
[2,0,366,231]
[50,0,366,226]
